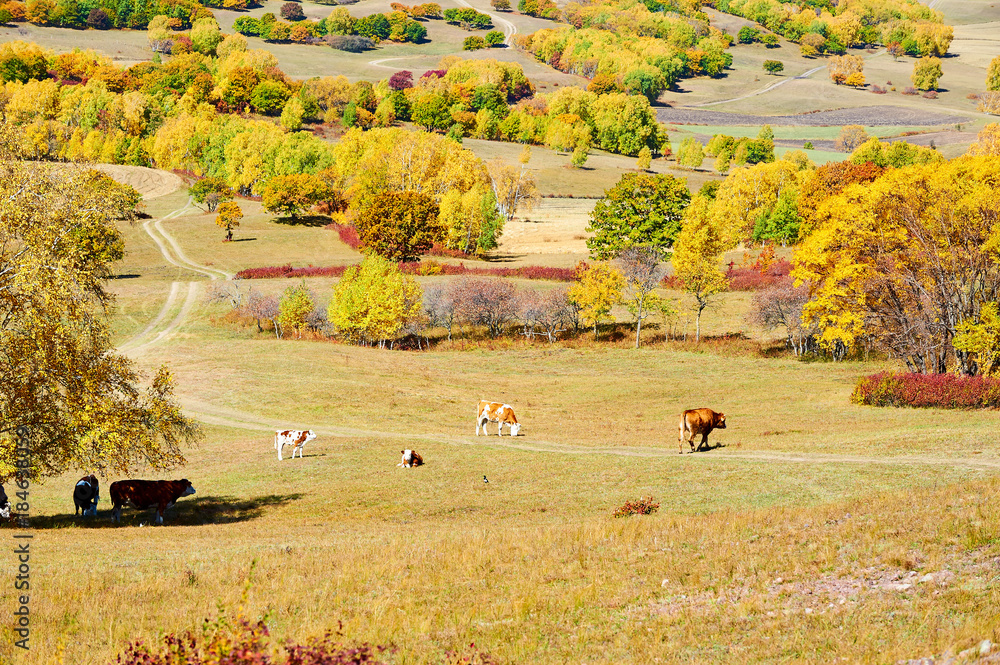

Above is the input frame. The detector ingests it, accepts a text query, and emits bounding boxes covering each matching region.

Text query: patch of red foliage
[852,372,1000,409]
[235,262,578,282]
[613,496,660,518]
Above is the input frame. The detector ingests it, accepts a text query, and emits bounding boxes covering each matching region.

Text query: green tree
[251,80,291,115]
[586,173,691,260]
[0,156,198,480]
[676,136,704,169]
[763,60,783,75]
[911,56,943,91]
[484,30,504,46]
[568,263,624,339]
[190,17,223,55]
[190,177,234,213]
[277,282,315,338]
[751,189,800,246]
[328,254,424,346]
[215,200,242,242]
[411,93,452,131]
[261,174,332,217]
[463,35,485,50]
[672,196,729,342]
[355,190,442,261]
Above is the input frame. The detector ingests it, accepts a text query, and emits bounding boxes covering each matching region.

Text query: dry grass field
[3,2,1000,662]
[2,163,999,665]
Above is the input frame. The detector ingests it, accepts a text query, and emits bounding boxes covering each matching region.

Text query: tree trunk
[594,322,599,340]
[635,304,643,349]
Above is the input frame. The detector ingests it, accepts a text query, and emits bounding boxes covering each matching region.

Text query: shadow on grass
[273,215,331,227]
[111,273,141,279]
[18,493,304,529]
[229,237,258,242]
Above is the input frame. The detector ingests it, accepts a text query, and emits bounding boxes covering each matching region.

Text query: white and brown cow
[397,449,424,468]
[110,479,196,525]
[275,429,316,461]
[476,401,521,437]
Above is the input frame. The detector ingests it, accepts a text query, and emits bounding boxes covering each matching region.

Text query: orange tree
[215,201,243,241]
[355,190,442,261]
[261,174,332,218]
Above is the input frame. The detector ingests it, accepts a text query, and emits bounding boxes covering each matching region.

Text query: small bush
[280,1,305,19]
[614,496,660,518]
[870,84,887,94]
[463,35,485,50]
[902,86,919,95]
[851,372,1000,409]
[325,34,375,51]
[923,90,938,99]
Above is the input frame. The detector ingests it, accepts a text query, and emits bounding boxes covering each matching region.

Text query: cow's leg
[698,433,709,452]
[476,416,482,435]
[278,443,283,461]
[112,504,121,523]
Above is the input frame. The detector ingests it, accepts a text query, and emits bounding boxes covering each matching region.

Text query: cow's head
[715,413,727,429]
[510,423,521,436]
[305,430,317,442]
[179,480,196,497]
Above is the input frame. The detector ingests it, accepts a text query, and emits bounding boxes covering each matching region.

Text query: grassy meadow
[3,170,1000,664]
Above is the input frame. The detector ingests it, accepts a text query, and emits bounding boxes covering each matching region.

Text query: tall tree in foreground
[586,173,690,260]
[0,153,199,481]
[672,196,729,343]
[616,246,666,349]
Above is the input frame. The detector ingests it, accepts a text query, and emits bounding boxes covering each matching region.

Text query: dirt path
[689,49,887,109]
[118,198,230,355]
[454,0,517,45]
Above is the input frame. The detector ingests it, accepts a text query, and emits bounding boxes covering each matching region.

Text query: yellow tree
[328,255,424,347]
[967,123,1000,156]
[954,302,1000,377]
[0,151,198,481]
[672,195,729,342]
[567,263,624,339]
[792,156,1000,374]
[912,56,943,91]
[277,283,315,339]
[215,201,243,241]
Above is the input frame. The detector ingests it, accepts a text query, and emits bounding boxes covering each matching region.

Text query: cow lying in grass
[275,429,316,461]
[678,408,726,454]
[397,450,424,468]
[110,479,196,525]
[74,474,100,517]
[0,485,8,520]
[476,401,521,436]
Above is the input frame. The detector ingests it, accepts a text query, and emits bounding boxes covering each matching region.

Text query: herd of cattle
[0,403,726,525]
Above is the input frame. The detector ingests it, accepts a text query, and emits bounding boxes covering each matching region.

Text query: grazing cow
[678,408,727,454]
[110,479,196,525]
[275,429,316,461]
[0,485,9,520]
[476,401,521,436]
[397,449,424,468]
[74,474,100,517]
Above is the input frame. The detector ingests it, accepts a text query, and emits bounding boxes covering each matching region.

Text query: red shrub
[236,262,578,282]
[724,259,792,291]
[614,496,660,518]
[851,372,1000,409]
[326,222,362,250]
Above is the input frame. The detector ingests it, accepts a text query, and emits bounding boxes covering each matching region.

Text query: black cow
[74,475,100,517]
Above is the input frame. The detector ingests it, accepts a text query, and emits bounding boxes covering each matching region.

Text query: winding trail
[124,184,1000,474]
[118,198,230,355]
[691,49,885,108]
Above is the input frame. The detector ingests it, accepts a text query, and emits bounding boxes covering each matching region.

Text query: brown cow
[110,479,195,525]
[678,408,726,454]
